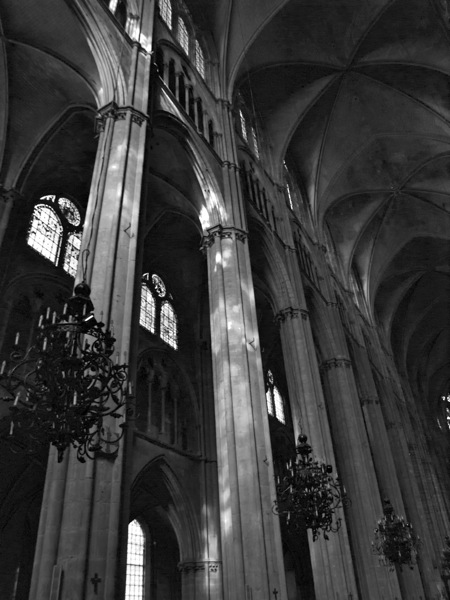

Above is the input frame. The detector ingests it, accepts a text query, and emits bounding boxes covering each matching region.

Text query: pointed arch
[131,455,202,561]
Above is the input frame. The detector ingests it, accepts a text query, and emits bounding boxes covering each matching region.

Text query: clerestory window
[239,109,248,142]
[266,370,285,424]
[140,273,178,349]
[177,17,189,54]
[195,40,205,78]
[251,125,260,159]
[125,520,146,600]
[27,194,83,278]
[159,0,172,29]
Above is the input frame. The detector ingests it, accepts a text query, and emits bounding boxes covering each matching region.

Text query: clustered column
[317,303,402,599]
[29,40,151,600]
[274,306,358,600]
[204,223,287,600]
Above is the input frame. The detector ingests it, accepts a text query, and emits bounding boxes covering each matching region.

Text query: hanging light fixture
[0,282,130,463]
[371,498,421,570]
[273,434,350,541]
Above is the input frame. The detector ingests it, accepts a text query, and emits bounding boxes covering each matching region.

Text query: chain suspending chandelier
[273,434,349,541]
[0,282,129,463]
[371,498,421,570]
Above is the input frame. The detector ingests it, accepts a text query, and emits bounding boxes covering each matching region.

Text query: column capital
[96,101,149,132]
[178,560,221,573]
[274,307,309,323]
[360,395,380,406]
[201,224,248,250]
[0,186,22,203]
[222,160,240,172]
[320,357,352,372]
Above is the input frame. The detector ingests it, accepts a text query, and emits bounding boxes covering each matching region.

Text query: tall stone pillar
[315,303,402,599]
[275,306,358,600]
[203,224,287,600]
[350,339,425,598]
[29,40,151,600]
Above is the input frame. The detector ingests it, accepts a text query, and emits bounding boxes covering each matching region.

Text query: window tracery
[135,355,199,454]
[125,520,146,600]
[27,195,83,278]
[140,273,178,349]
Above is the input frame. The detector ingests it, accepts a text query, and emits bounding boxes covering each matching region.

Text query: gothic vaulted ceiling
[215,0,450,409]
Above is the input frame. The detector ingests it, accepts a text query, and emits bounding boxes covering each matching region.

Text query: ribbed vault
[230,0,450,416]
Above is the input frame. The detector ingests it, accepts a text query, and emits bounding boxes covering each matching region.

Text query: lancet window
[27,194,83,278]
[125,520,146,600]
[140,273,178,349]
[158,0,172,28]
[239,109,248,141]
[177,17,189,54]
[251,126,260,159]
[266,370,286,424]
[195,40,205,78]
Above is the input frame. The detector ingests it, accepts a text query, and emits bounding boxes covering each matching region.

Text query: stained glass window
[161,301,178,349]
[178,17,189,54]
[125,520,145,600]
[27,195,83,277]
[58,197,81,226]
[251,126,259,159]
[140,284,156,333]
[63,232,82,278]
[140,274,178,349]
[159,0,172,28]
[195,40,205,78]
[27,205,63,265]
[266,370,285,424]
[239,110,248,141]
[152,274,166,297]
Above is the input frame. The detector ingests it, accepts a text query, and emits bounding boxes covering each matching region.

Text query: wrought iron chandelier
[371,498,421,570]
[0,282,129,463]
[273,434,349,541]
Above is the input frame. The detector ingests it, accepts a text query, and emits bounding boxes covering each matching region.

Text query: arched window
[177,17,189,54]
[27,195,83,277]
[140,273,178,349]
[108,0,127,27]
[139,284,156,333]
[195,40,205,78]
[125,520,146,600]
[27,205,63,265]
[160,301,177,349]
[266,370,285,424]
[159,0,172,29]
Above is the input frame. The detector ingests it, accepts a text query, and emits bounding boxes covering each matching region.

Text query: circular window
[152,274,166,297]
[58,197,81,226]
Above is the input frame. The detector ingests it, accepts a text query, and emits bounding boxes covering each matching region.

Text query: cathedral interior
[0,0,449,598]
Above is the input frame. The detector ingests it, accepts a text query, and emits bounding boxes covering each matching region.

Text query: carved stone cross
[272,588,279,599]
[91,573,102,594]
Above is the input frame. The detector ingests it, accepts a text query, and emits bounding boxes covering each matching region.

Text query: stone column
[204,223,287,600]
[179,561,222,600]
[350,339,425,599]
[275,306,358,600]
[316,303,401,599]
[376,366,448,599]
[29,40,151,600]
